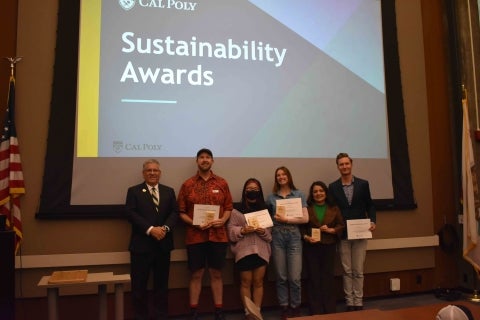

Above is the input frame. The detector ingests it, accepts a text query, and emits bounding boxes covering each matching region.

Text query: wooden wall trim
[15,236,438,269]
[420,0,459,288]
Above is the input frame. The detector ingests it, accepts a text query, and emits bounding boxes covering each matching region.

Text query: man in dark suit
[329,153,376,312]
[126,159,179,320]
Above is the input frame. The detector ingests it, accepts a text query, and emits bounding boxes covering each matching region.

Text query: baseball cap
[436,305,474,320]
[196,148,213,158]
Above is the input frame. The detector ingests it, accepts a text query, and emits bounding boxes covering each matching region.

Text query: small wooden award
[311,228,321,241]
[276,205,286,217]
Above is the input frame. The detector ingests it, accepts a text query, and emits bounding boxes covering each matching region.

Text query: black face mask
[245,190,261,200]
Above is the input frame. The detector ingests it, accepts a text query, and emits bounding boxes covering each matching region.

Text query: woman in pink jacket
[227,178,272,320]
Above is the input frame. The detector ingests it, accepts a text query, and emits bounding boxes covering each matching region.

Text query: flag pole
[4,57,22,77]
[466,0,480,132]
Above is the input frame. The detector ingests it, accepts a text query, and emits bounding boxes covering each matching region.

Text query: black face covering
[245,190,261,200]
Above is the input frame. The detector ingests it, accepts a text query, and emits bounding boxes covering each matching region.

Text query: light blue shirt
[266,189,307,226]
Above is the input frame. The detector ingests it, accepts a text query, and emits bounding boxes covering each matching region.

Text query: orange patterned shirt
[177,171,233,245]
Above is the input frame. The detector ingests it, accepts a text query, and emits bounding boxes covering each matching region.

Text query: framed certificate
[275,198,303,218]
[346,219,372,239]
[244,209,273,229]
[192,204,220,225]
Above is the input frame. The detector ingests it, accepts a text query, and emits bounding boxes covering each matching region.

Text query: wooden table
[292,300,480,320]
[38,272,130,320]
[382,301,480,320]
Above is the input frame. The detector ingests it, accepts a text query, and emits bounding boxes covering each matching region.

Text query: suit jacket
[301,204,344,245]
[126,182,179,254]
[329,176,376,239]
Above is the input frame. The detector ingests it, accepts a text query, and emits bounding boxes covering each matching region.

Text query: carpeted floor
[171,291,477,320]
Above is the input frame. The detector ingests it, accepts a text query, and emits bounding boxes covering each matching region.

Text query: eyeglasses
[144,169,160,173]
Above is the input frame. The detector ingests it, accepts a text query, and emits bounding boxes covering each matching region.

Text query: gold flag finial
[4,57,22,77]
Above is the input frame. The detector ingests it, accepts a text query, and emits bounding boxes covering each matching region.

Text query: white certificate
[192,204,220,225]
[244,209,273,229]
[347,219,373,240]
[276,198,303,218]
[244,295,263,320]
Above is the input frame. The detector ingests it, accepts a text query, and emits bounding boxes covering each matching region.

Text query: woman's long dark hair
[235,178,267,213]
[307,180,336,207]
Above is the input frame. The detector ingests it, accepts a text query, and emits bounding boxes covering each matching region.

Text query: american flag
[0,75,25,254]
[461,95,480,275]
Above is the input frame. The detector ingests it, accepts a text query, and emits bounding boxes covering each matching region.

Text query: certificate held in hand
[275,198,303,218]
[346,218,372,240]
[245,209,273,229]
[193,204,220,225]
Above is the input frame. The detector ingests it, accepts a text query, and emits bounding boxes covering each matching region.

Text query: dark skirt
[235,254,267,272]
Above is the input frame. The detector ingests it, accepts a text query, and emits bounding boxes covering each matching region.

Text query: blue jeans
[271,225,302,308]
[338,239,367,307]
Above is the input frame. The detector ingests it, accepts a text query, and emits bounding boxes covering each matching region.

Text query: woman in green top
[301,181,345,315]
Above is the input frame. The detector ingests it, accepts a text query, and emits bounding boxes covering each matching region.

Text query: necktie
[151,187,159,207]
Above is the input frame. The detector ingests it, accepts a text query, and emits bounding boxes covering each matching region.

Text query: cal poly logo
[113,141,124,153]
[119,0,135,11]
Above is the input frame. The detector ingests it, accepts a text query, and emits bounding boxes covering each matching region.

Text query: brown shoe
[280,306,289,320]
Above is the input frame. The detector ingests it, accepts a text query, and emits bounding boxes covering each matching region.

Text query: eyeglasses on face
[144,168,160,173]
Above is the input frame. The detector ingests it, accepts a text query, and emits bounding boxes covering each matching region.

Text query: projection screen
[37,0,415,218]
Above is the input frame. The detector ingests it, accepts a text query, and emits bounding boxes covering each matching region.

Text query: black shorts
[186,242,228,272]
[235,254,267,272]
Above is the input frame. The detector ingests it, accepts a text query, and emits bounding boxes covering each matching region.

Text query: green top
[313,203,326,223]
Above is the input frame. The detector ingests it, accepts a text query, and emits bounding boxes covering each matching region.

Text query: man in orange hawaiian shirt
[177,148,233,320]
